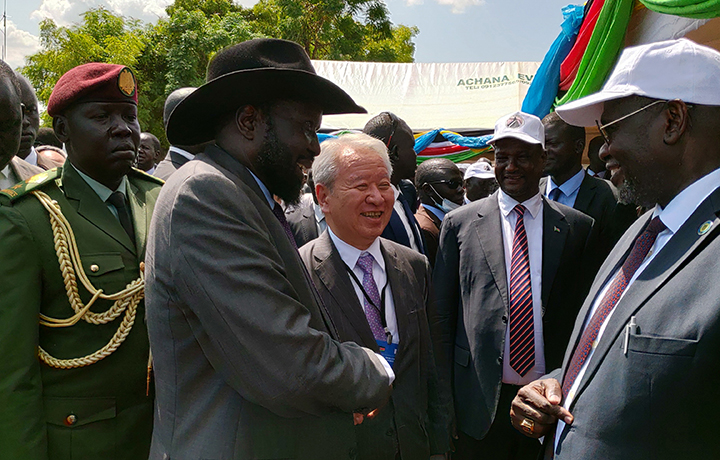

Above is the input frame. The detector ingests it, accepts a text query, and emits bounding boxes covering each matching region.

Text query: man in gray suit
[510,38,720,460]
[145,39,393,460]
[300,133,450,460]
[432,111,596,459]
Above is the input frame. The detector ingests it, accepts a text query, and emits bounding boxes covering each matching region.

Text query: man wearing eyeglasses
[432,111,596,460]
[510,38,720,460]
[414,158,464,266]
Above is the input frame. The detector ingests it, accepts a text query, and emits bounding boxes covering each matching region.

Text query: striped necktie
[508,204,535,377]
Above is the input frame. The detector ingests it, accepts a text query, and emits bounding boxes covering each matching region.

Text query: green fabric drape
[640,0,720,19]
[556,0,636,107]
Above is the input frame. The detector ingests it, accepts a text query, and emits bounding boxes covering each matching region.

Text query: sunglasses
[428,179,463,189]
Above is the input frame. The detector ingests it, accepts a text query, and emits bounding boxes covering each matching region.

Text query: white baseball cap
[488,111,545,149]
[464,160,495,180]
[556,38,720,127]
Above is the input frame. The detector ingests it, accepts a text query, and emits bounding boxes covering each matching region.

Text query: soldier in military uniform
[0,63,162,459]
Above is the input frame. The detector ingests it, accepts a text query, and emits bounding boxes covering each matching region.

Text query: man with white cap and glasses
[510,38,720,460]
[432,111,595,460]
[463,158,498,203]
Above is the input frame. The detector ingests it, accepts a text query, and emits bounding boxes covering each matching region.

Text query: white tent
[312,60,541,131]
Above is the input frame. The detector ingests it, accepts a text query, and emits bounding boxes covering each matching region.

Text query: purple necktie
[562,216,667,397]
[508,204,535,377]
[272,202,298,250]
[356,252,386,342]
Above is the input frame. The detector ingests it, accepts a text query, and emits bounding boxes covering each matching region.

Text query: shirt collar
[498,188,543,219]
[248,170,275,209]
[327,227,385,272]
[423,203,445,220]
[652,167,720,235]
[71,163,127,202]
[546,169,585,197]
[169,145,194,161]
[26,147,38,166]
[0,164,11,180]
[313,202,325,223]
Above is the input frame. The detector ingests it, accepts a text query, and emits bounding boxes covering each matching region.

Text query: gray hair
[313,132,393,191]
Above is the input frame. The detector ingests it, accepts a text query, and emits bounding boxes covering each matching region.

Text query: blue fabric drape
[521,4,585,118]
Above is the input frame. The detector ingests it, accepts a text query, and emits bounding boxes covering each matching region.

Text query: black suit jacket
[542,173,637,268]
[431,193,596,440]
[286,196,320,248]
[381,190,426,254]
[154,148,192,181]
[300,233,450,459]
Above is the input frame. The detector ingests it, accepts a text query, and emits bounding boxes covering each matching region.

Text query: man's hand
[510,378,573,439]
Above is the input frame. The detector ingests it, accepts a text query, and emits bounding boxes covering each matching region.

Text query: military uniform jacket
[0,164,162,460]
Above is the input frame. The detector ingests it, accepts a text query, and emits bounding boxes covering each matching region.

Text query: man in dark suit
[364,112,425,254]
[432,111,596,460]
[541,112,637,264]
[414,158,464,266]
[146,39,393,460]
[585,136,608,179]
[286,169,325,247]
[0,63,161,459]
[300,132,450,460]
[511,38,720,460]
[154,87,208,181]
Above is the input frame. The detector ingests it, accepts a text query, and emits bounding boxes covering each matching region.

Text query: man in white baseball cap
[510,38,720,460]
[431,110,596,460]
[463,159,498,202]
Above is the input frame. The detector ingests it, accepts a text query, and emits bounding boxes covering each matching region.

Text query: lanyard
[344,263,393,343]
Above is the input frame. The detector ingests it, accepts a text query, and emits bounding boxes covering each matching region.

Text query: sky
[3,0,576,68]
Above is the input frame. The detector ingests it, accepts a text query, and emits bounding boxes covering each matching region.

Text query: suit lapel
[474,197,509,310]
[541,198,569,310]
[313,233,378,348]
[61,165,136,255]
[383,210,411,247]
[382,241,411,347]
[127,177,150,258]
[569,189,720,407]
[572,173,596,213]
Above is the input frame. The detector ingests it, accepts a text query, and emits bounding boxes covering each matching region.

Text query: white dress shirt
[25,147,38,166]
[545,169,585,208]
[555,166,720,451]
[392,185,420,251]
[498,189,546,385]
[0,164,19,190]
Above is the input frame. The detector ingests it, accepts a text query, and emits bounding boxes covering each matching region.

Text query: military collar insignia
[118,67,136,97]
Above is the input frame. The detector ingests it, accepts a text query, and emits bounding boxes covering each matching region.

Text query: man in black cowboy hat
[145,38,394,460]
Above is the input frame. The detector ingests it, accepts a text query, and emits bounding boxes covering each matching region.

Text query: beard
[618,170,661,209]
[254,121,304,206]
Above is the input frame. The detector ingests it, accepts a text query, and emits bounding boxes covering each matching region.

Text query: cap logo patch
[506,115,524,129]
[118,68,136,97]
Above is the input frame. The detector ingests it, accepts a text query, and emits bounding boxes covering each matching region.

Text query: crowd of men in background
[0,36,718,460]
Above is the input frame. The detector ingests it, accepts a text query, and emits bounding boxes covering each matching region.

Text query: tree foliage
[19,0,417,145]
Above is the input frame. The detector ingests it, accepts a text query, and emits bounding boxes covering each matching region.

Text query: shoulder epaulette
[129,167,164,185]
[0,168,62,201]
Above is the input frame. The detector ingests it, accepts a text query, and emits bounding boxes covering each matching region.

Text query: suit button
[90,264,99,273]
[497,356,503,364]
[65,414,77,426]
[386,428,394,436]
[502,315,508,324]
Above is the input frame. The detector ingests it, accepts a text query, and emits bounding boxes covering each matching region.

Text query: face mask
[428,184,462,213]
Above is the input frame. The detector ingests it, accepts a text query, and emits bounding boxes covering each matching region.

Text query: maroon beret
[47,63,138,117]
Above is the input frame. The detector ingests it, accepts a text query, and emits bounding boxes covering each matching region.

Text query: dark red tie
[562,216,666,397]
[272,202,298,250]
[509,204,535,377]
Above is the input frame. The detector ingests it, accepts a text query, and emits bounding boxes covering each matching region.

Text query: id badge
[376,340,398,368]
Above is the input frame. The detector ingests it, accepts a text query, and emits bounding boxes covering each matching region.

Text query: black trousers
[453,384,542,460]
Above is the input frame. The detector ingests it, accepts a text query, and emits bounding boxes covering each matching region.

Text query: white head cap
[464,159,495,180]
[488,111,545,149]
[556,38,720,127]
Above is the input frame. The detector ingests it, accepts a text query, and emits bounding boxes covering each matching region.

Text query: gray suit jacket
[154,147,192,181]
[145,145,392,460]
[286,196,320,248]
[551,187,720,460]
[300,234,451,459]
[431,193,596,440]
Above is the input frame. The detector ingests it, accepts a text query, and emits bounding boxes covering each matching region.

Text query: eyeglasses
[428,179,463,189]
[595,99,668,145]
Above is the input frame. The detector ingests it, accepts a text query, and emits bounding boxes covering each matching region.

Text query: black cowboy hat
[166,38,366,145]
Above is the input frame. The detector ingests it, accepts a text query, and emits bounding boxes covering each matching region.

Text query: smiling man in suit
[0,63,161,459]
[511,38,720,460]
[431,111,596,460]
[300,133,450,460]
